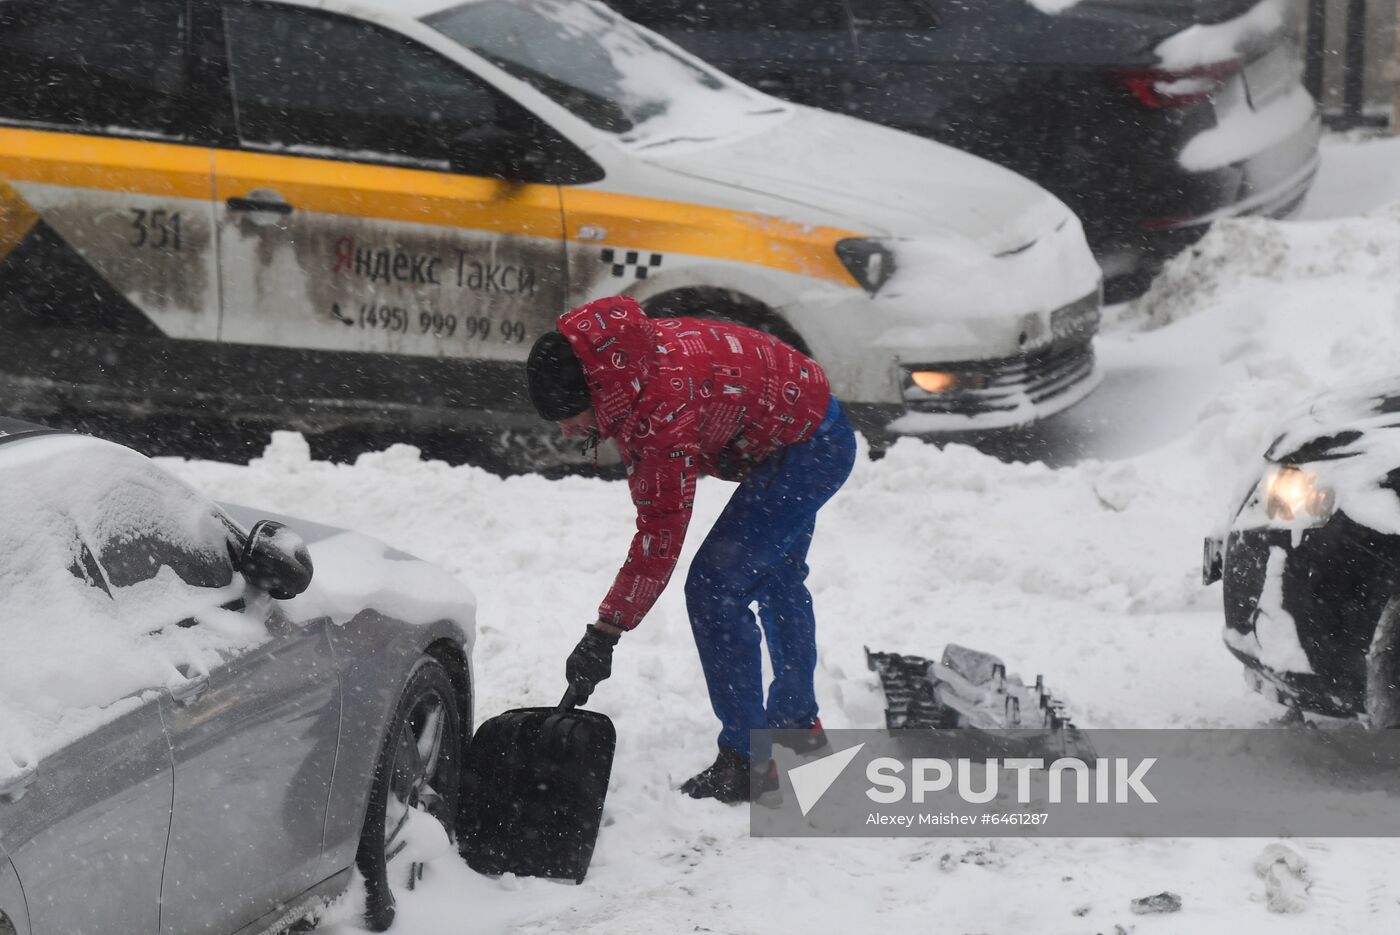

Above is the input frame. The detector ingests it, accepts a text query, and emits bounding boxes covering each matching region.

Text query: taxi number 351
[129,209,182,251]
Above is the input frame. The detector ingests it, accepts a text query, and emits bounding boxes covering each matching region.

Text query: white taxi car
[0,0,1102,462]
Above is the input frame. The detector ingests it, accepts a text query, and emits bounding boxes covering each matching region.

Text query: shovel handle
[559,685,582,710]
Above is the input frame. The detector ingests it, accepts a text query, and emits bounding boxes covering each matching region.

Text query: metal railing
[1306,0,1392,129]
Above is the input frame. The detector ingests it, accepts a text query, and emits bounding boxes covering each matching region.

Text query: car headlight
[910,370,956,393]
[1262,465,1334,523]
[835,238,896,295]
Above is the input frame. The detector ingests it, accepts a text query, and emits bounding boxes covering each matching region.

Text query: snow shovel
[460,686,616,883]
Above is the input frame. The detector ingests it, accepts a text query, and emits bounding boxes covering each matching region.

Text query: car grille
[901,335,1097,417]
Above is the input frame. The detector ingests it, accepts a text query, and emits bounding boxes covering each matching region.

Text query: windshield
[425,0,788,150]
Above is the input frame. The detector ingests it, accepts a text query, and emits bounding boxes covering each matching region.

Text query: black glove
[566,625,621,704]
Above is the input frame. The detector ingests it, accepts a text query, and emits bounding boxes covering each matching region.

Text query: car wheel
[643,290,810,356]
[1365,597,1400,729]
[356,659,464,931]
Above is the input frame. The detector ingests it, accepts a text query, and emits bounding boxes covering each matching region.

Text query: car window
[224,2,524,171]
[67,538,113,598]
[604,0,850,30]
[69,463,239,592]
[428,0,790,149]
[98,526,236,591]
[0,0,191,139]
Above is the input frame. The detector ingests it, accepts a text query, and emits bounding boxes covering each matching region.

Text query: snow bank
[1300,134,1400,221]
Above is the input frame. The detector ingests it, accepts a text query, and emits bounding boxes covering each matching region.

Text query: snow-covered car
[0,0,1101,461]
[0,418,476,934]
[1204,381,1400,727]
[612,0,1321,302]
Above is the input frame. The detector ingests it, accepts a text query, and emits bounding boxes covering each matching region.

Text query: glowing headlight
[1263,465,1334,522]
[910,370,956,393]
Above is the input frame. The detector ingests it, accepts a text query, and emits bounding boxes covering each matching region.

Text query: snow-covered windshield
[425,0,788,150]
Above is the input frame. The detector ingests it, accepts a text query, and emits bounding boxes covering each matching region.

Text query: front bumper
[885,333,1099,434]
[1213,516,1400,717]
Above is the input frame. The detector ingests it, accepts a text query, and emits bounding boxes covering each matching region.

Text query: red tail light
[1117,59,1242,108]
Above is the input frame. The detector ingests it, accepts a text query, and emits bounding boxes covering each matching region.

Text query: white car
[0,0,1102,460]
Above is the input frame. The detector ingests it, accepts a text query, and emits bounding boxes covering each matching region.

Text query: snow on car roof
[0,435,262,780]
[0,434,477,782]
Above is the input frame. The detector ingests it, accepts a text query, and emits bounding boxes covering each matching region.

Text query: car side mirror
[240,520,313,600]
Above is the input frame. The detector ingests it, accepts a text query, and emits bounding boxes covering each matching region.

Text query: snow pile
[1300,134,1400,221]
[1114,205,1400,503]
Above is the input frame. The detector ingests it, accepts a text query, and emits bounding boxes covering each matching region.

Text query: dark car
[0,417,475,934]
[1204,382,1400,728]
[607,0,1322,300]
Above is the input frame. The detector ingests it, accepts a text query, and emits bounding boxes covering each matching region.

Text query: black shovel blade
[460,702,616,883]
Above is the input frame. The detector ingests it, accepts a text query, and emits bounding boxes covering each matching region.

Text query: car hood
[1251,380,1400,538]
[638,106,1075,254]
[1264,380,1400,466]
[221,503,477,636]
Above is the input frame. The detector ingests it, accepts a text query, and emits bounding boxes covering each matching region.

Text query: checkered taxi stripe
[601,248,663,280]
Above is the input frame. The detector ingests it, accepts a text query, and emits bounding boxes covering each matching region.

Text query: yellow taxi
[0,0,1102,463]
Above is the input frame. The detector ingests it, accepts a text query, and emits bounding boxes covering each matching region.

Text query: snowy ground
[163,133,1400,934]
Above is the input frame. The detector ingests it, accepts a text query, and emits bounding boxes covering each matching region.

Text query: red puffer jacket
[558,296,831,630]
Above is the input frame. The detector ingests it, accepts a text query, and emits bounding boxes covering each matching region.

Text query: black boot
[776,717,829,756]
[681,749,778,803]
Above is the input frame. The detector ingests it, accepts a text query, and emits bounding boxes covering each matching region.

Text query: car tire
[643,291,810,356]
[356,659,464,931]
[1365,597,1400,729]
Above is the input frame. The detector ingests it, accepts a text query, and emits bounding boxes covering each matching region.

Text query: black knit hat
[526,331,592,420]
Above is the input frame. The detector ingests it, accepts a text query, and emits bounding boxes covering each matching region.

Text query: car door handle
[0,764,37,803]
[226,195,294,215]
[170,670,211,705]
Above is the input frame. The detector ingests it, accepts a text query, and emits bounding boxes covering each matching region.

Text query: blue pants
[685,397,857,761]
